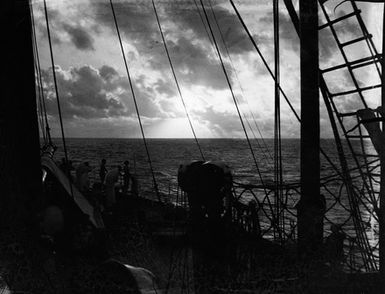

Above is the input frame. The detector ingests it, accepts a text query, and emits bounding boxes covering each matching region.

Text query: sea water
[52,138,343,188]
[51,138,379,261]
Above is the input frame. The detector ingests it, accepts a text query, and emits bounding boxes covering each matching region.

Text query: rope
[31,2,52,145]
[151,0,205,161]
[206,0,274,165]
[43,0,74,198]
[197,0,280,234]
[33,54,47,143]
[229,0,300,121]
[109,0,161,201]
[230,0,348,182]
[197,0,270,199]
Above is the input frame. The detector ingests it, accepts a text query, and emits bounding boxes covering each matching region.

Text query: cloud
[149,36,229,90]
[33,3,95,51]
[93,1,158,43]
[154,78,177,97]
[166,1,254,55]
[41,64,182,123]
[91,1,241,90]
[193,106,244,137]
[99,65,119,81]
[62,24,95,51]
[42,65,128,120]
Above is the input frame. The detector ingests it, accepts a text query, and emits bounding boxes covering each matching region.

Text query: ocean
[51,138,379,254]
[52,138,346,190]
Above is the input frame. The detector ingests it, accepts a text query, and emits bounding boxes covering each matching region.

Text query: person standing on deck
[247,200,261,236]
[59,158,74,181]
[104,166,122,209]
[99,159,108,184]
[122,160,131,194]
[76,162,92,192]
[325,224,346,269]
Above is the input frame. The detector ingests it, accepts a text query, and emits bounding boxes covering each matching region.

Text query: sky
[32,0,384,138]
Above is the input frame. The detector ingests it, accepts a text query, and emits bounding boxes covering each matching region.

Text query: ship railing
[232,177,379,272]
[231,181,299,242]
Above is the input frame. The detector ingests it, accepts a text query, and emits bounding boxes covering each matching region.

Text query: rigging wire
[273,0,284,242]
[151,0,205,161]
[197,0,269,196]
[229,0,346,181]
[43,0,74,198]
[31,30,46,143]
[229,0,299,122]
[109,0,161,201]
[196,0,271,164]
[206,0,274,164]
[195,0,273,162]
[199,0,277,228]
[33,55,47,143]
[31,2,52,145]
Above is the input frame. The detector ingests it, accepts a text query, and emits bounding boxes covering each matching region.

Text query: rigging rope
[206,0,274,165]
[34,54,47,143]
[151,0,205,161]
[197,0,269,197]
[31,2,52,145]
[109,0,161,201]
[229,0,347,182]
[229,0,299,122]
[198,0,278,230]
[43,0,74,199]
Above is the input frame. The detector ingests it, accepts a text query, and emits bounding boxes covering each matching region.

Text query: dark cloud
[154,78,177,97]
[43,65,127,119]
[91,1,242,90]
[160,1,255,55]
[62,24,95,51]
[33,4,95,50]
[99,65,119,81]
[42,65,175,121]
[93,1,158,43]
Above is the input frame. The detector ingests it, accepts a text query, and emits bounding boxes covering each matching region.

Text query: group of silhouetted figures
[58,158,137,210]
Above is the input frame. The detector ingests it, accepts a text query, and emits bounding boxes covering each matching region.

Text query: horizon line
[45,137,338,140]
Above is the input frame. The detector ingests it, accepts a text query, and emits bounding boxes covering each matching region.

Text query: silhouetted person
[325,224,346,268]
[59,158,74,175]
[76,161,92,192]
[104,166,122,209]
[59,158,66,171]
[247,200,261,236]
[99,159,108,184]
[122,160,131,194]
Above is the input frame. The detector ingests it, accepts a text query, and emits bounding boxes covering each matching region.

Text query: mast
[297,0,323,256]
[0,0,42,217]
[380,1,385,282]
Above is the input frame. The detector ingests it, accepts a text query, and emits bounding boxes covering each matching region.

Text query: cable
[151,0,205,161]
[43,0,74,198]
[206,0,274,164]
[109,0,161,201]
[197,0,271,201]
[31,1,52,145]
